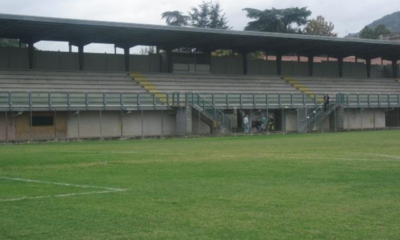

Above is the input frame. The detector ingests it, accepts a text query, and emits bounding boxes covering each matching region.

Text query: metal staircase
[301,93,344,132]
[305,104,339,131]
[189,94,232,133]
[191,93,232,133]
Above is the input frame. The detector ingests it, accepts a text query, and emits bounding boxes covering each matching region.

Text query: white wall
[344,109,385,130]
[284,109,298,132]
[0,112,16,141]
[67,110,177,139]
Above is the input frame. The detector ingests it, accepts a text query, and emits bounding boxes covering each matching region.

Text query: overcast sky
[1,0,399,53]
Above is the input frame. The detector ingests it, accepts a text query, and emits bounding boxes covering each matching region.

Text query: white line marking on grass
[0,177,125,191]
[365,154,400,160]
[0,177,127,202]
[0,190,119,202]
[21,150,186,156]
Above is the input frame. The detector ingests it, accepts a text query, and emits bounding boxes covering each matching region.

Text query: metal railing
[193,93,232,131]
[1,91,400,111]
[305,104,339,131]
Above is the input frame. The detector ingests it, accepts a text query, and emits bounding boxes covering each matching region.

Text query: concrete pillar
[392,59,398,78]
[176,106,192,135]
[366,57,372,78]
[338,57,344,77]
[276,53,282,76]
[233,108,238,130]
[28,42,34,69]
[334,106,345,131]
[308,55,314,77]
[124,47,130,72]
[242,51,248,75]
[166,48,173,73]
[78,44,84,71]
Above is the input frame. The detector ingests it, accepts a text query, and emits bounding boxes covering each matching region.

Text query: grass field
[1,131,400,240]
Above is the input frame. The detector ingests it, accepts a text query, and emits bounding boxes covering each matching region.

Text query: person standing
[256,119,262,133]
[243,115,249,133]
[261,115,268,132]
[269,117,275,131]
[324,94,330,111]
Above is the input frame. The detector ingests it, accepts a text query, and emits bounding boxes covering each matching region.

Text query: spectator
[269,117,275,131]
[261,115,268,131]
[324,94,330,111]
[256,119,262,133]
[243,115,250,133]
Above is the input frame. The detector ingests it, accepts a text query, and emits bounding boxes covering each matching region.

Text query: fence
[1,91,400,111]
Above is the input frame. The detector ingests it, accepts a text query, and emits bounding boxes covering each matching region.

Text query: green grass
[1,131,400,240]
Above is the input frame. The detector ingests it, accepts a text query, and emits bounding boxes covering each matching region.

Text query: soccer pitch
[1,131,400,240]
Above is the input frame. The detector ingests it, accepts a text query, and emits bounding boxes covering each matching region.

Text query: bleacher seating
[0,70,146,93]
[136,74,302,94]
[293,77,400,95]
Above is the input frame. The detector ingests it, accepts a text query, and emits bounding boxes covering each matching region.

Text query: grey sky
[1,0,399,53]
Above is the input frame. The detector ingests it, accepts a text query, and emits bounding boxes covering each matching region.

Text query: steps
[130,72,167,103]
[305,104,340,131]
[284,76,324,103]
[190,94,232,133]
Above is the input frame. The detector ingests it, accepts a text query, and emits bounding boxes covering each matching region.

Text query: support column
[78,44,84,71]
[338,57,344,78]
[308,55,314,77]
[334,105,345,131]
[166,48,173,73]
[124,47,130,72]
[392,59,398,78]
[242,50,248,75]
[28,42,34,69]
[366,57,372,78]
[233,108,238,130]
[276,53,282,76]
[176,106,192,135]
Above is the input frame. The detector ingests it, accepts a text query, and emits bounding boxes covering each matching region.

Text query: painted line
[0,177,126,192]
[0,177,127,202]
[16,150,186,156]
[0,190,119,202]
[365,153,400,160]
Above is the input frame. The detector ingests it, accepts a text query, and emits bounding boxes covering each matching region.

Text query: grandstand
[0,70,145,93]
[0,13,400,141]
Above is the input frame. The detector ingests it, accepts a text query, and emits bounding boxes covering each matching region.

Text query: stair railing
[192,93,232,132]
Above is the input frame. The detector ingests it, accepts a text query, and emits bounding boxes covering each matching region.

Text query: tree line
[162,2,337,37]
[162,1,392,39]
[0,3,391,48]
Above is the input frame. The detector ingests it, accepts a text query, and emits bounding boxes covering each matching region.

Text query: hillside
[368,11,400,32]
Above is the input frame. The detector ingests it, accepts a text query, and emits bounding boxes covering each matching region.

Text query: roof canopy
[1,13,400,59]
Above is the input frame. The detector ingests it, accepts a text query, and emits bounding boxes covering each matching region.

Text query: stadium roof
[1,13,400,59]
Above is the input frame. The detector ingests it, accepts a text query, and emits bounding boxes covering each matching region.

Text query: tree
[360,24,391,39]
[304,16,337,37]
[0,39,26,48]
[243,7,311,33]
[140,46,156,55]
[162,1,230,29]
[208,2,229,29]
[189,2,210,28]
[374,24,391,37]
[161,11,190,27]
[359,26,376,39]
